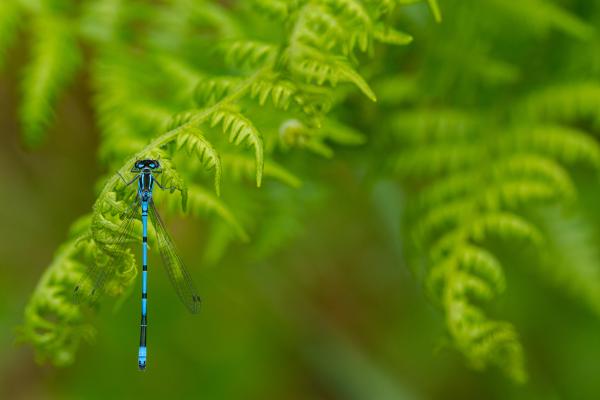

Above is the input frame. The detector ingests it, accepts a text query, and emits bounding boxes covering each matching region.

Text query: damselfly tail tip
[138,347,147,371]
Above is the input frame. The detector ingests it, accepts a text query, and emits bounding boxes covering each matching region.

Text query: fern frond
[20,232,91,365]
[426,243,526,382]
[21,16,81,147]
[176,125,223,195]
[19,212,137,365]
[209,107,265,187]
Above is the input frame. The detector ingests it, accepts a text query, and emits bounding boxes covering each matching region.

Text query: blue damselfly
[74,159,201,370]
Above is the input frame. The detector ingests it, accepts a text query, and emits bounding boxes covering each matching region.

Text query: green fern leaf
[209,107,264,187]
[20,16,81,147]
[176,125,223,195]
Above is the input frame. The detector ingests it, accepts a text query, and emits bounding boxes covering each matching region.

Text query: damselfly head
[132,159,161,172]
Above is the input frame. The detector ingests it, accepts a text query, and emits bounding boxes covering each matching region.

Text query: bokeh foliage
[2,0,600,398]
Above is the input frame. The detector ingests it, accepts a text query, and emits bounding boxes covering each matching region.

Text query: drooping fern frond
[209,106,265,186]
[390,104,600,381]
[176,125,223,195]
[368,0,600,381]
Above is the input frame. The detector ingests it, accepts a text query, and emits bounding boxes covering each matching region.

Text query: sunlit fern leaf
[0,0,21,68]
[21,16,82,147]
[176,125,222,195]
[209,107,264,187]
[289,48,377,101]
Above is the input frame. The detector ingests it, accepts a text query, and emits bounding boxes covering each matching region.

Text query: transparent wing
[149,199,201,313]
[74,197,140,305]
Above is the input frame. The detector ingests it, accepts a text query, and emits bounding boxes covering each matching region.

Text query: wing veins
[149,200,201,313]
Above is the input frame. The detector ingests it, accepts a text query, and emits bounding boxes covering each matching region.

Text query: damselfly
[74,159,201,370]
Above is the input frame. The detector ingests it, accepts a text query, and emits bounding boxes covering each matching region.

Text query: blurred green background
[2,0,600,399]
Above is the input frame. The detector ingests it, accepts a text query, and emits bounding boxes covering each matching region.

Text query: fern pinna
[6,0,434,366]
